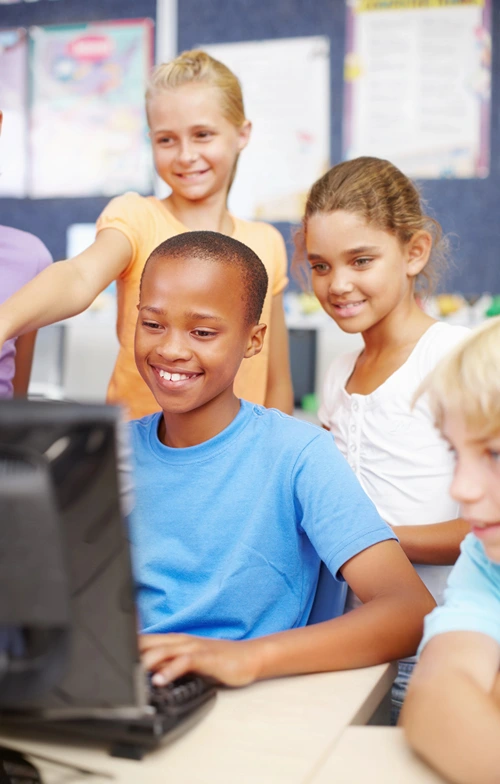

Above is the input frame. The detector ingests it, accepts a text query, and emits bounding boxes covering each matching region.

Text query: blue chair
[307,562,348,624]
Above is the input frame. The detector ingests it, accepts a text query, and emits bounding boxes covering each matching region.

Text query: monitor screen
[0,400,143,717]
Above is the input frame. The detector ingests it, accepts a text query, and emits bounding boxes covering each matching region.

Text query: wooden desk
[0,663,395,784]
[309,726,449,784]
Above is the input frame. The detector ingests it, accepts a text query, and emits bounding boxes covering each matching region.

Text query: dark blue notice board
[2,0,500,294]
[0,0,156,262]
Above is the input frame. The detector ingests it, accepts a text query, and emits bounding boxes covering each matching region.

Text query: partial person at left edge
[0,109,53,398]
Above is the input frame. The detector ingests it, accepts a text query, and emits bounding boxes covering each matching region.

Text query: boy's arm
[263,293,294,414]
[391,518,470,565]
[402,632,500,784]
[140,539,435,686]
[0,229,132,343]
[11,330,37,396]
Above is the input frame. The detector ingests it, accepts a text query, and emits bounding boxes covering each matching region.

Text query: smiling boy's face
[444,412,500,562]
[135,254,265,422]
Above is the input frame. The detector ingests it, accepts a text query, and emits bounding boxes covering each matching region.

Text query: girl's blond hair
[417,316,500,438]
[293,156,448,294]
[146,49,246,128]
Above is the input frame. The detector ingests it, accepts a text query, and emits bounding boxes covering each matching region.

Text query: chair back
[307,562,347,625]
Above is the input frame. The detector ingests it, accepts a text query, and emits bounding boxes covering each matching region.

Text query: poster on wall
[29,18,154,198]
[0,28,28,197]
[201,37,330,223]
[344,0,492,179]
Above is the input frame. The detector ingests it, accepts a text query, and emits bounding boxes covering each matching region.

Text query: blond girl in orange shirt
[0,51,293,418]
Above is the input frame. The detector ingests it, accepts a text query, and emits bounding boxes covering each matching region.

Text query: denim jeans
[391,659,415,725]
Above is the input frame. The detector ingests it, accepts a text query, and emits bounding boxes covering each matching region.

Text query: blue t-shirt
[419,533,500,653]
[128,401,396,637]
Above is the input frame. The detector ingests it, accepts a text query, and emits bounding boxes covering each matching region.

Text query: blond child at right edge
[403,317,500,784]
[293,157,470,719]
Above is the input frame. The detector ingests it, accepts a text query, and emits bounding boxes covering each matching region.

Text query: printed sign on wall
[344,0,492,178]
[29,19,153,197]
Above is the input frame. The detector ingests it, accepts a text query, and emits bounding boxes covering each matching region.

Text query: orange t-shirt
[96,193,289,420]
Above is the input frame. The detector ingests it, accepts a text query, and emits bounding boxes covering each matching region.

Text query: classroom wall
[2,0,500,294]
[0,0,156,261]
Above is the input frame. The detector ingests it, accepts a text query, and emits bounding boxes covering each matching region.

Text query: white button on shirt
[319,321,470,606]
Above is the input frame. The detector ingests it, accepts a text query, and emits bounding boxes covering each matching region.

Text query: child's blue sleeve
[419,533,500,653]
[292,430,396,579]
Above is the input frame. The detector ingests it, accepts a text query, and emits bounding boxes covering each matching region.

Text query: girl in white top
[293,156,470,719]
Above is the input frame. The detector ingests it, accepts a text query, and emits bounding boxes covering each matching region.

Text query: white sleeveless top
[319,321,470,607]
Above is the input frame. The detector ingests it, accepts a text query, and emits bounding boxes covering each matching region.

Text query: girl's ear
[244,322,266,359]
[237,120,252,153]
[406,231,432,279]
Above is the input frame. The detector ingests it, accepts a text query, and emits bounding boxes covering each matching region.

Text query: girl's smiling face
[305,210,430,337]
[444,413,500,563]
[148,83,250,204]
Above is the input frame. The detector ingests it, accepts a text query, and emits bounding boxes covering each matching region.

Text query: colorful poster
[344,0,491,178]
[202,37,330,222]
[0,28,28,197]
[29,19,154,198]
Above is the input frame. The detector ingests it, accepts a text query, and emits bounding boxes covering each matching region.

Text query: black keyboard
[0,745,42,783]
[148,673,216,720]
[0,674,217,760]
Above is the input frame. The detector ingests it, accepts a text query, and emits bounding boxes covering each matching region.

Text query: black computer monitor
[0,400,143,717]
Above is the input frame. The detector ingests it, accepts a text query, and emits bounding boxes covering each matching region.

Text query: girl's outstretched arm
[0,228,132,344]
[264,293,294,414]
[140,539,435,686]
[392,518,470,565]
[403,632,500,784]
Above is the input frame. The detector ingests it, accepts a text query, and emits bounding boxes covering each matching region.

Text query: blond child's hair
[146,49,246,127]
[417,316,500,439]
[293,156,448,295]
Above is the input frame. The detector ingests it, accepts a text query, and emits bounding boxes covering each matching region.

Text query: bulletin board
[0,0,156,261]
[344,1,492,180]
[179,0,500,295]
[28,19,153,198]
[2,0,500,294]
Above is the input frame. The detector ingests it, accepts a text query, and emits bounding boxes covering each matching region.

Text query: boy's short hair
[417,316,500,438]
[141,231,269,326]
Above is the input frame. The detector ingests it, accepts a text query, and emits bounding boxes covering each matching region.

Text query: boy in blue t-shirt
[403,317,500,784]
[130,230,435,688]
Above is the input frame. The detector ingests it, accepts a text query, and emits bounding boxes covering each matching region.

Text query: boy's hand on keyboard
[139,633,262,687]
